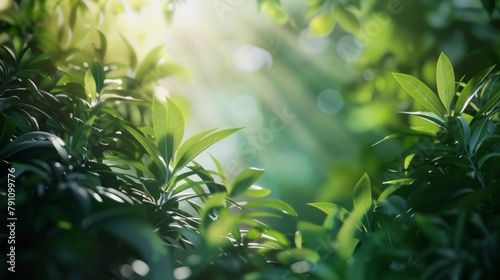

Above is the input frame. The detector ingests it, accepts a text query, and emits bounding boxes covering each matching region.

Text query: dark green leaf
[0,113,15,147]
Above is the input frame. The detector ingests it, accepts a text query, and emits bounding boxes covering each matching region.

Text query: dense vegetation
[1,0,499,279]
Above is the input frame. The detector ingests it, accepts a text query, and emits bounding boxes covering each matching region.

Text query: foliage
[0,1,297,279]
[271,53,500,280]
[1,0,500,280]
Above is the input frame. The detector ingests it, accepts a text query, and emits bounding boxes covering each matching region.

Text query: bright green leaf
[308,202,349,218]
[309,7,336,36]
[393,73,447,119]
[84,69,97,104]
[243,199,297,216]
[436,53,456,114]
[173,128,242,175]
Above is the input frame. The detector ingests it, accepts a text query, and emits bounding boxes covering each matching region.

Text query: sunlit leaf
[309,7,336,36]
[245,185,272,198]
[84,69,97,104]
[136,46,163,82]
[353,173,372,231]
[436,53,456,113]
[119,33,138,69]
[308,202,349,218]
[277,248,320,265]
[243,199,297,216]
[92,28,107,61]
[173,128,241,175]
[266,4,289,25]
[337,206,364,259]
[393,73,446,119]
[400,111,448,130]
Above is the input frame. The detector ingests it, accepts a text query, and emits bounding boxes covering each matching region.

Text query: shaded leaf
[455,66,495,115]
[153,97,184,170]
[230,167,264,197]
[0,113,15,147]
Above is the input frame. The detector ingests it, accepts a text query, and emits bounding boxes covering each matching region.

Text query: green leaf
[102,155,156,179]
[90,62,105,94]
[173,128,242,175]
[243,199,297,216]
[353,173,372,231]
[337,206,364,259]
[120,122,166,173]
[153,97,184,170]
[414,214,449,246]
[308,202,349,218]
[372,130,435,146]
[92,28,107,60]
[478,152,500,168]
[436,53,456,113]
[265,4,289,25]
[136,46,163,82]
[455,66,495,115]
[245,185,272,198]
[84,69,97,104]
[0,113,15,147]
[336,5,359,34]
[0,96,20,112]
[469,115,493,155]
[476,88,500,117]
[481,0,496,17]
[119,33,138,69]
[205,214,240,247]
[276,248,320,265]
[229,167,264,197]
[400,111,448,130]
[309,7,336,36]
[393,73,446,118]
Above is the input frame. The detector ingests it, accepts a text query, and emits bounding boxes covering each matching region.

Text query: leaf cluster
[0,1,299,279]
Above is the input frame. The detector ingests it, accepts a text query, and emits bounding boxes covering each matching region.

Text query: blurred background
[146,0,499,226]
[144,0,500,226]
